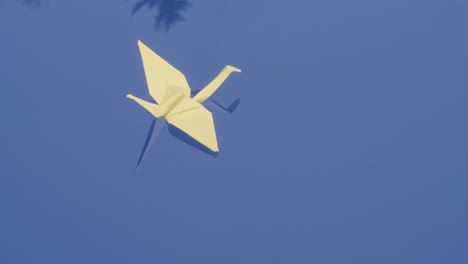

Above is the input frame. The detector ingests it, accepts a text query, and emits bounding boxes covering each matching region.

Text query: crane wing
[166,100,219,152]
[138,40,191,104]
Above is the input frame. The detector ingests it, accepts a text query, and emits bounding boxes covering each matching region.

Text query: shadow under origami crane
[168,97,240,157]
[133,98,240,173]
[132,0,192,32]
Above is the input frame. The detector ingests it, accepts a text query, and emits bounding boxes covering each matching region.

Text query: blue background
[1,1,467,263]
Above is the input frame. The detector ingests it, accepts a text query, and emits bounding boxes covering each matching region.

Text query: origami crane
[127,40,241,169]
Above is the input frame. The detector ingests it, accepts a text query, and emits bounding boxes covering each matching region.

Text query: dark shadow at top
[132,0,192,32]
[18,0,42,8]
[0,0,43,8]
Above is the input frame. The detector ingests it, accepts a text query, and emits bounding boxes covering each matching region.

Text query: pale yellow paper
[127,40,241,152]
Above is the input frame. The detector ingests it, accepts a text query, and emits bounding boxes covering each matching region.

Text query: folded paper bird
[127,40,241,170]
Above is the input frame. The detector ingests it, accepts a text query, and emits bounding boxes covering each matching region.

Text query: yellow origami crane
[127,40,241,163]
